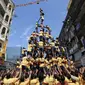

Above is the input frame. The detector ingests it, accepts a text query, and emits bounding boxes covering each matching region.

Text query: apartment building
[0,0,15,64]
[59,0,85,67]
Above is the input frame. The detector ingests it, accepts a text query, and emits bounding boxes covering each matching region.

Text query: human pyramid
[1,8,85,85]
[26,8,65,58]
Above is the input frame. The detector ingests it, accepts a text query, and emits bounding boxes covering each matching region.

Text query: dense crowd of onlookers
[0,8,85,85]
[0,56,85,85]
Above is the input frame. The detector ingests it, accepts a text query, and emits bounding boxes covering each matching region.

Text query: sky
[7,0,69,48]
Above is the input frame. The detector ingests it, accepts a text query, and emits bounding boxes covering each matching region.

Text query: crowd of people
[24,8,65,59]
[0,56,85,85]
[0,8,85,85]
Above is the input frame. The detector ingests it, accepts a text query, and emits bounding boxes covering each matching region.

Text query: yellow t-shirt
[66,64,69,68]
[75,82,79,85]
[50,42,55,47]
[43,75,50,84]
[68,82,76,85]
[38,41,43,47]
[63,58,67,62]
[49,75,55,85]
[39,31,43,36]
[47,65,51,69]
[3,78,18,84]
[45,32,49,38]
[57,57,62,63]
[28,44,32,52]
[62,47,65,52]
[15,80,19,85]
[40,64,45,67]
[21,60,30,68]
[22,50,24,54]
[55,79,58,84]
[19,79,30,85]
[65,77,71,82]
[30,78,40,85]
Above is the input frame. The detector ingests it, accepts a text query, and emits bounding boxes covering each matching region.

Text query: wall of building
[0,0,14,59]
[59,0,85,67]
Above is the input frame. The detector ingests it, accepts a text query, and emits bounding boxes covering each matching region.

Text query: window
[8,5,12,10]
[5,15,9,22]
[1,27,6,35]
[0,43,2,51]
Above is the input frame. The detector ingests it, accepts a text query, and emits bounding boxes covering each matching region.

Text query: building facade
[59,0,85,67]
[0,0,15,63]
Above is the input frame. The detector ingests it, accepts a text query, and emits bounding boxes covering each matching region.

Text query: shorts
[39,48,44,52]
[39,36,43,41]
